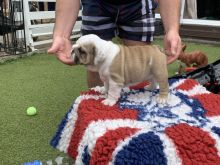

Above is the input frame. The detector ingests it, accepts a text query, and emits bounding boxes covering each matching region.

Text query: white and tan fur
[71,34,169,106]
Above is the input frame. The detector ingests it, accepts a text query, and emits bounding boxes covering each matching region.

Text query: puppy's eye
[78,48,86,54]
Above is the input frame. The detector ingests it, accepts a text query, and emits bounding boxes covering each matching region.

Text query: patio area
[0,39,220,164]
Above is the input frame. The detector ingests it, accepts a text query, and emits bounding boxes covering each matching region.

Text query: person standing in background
[48,0,182,88]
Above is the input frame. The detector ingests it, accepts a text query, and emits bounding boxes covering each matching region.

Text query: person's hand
[164,30,182,64]
[47,36,74,65]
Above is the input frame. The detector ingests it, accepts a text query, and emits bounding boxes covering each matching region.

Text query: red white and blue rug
[51,79,220,165]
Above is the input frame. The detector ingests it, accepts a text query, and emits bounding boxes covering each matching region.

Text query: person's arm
[48,0,80,65]
[158,0,182,64]
[53,0,80,38]
[158,0,180,34]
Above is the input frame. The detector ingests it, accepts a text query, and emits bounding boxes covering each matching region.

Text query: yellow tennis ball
[26,106,37,116]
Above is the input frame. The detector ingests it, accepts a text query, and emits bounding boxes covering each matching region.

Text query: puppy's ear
[83,43,97,65]
[72,42,97,65]
[91,44,96,60]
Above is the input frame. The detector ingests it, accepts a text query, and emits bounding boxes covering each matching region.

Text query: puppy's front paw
[99,86,107,95]
[156,95,168,106]
[102,98,117,106]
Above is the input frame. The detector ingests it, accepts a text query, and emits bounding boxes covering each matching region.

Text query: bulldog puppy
[71,34,169,106]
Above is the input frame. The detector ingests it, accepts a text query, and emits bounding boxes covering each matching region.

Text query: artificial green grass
[0,54,87,164]
[0,40,219,165]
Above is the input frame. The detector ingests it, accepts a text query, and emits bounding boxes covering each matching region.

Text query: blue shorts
[81,0,157,42]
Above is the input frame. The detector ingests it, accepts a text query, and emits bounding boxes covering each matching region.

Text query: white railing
[156,0,220,27]
[23,0,82,51]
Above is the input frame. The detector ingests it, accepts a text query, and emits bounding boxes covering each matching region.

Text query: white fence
[156,0,220,27]
[23,0,82,51]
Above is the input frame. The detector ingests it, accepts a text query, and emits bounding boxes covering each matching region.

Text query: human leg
[81,0,118,88]
[87,70,103,88]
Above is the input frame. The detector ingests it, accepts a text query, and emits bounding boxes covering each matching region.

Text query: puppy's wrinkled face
[71,43,96,65]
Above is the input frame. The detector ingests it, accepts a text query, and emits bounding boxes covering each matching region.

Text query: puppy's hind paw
[102,98,117,106]
[156,96,168,107]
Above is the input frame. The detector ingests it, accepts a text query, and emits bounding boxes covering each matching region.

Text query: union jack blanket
[51,79,220,165]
